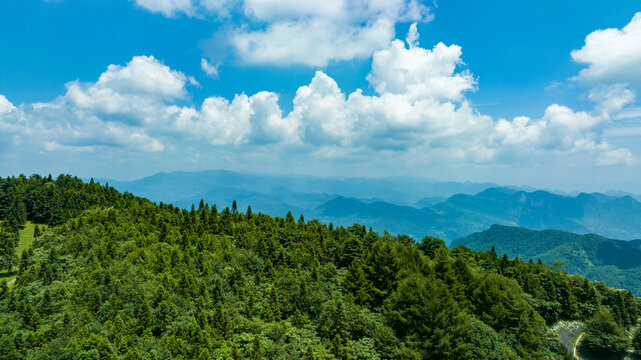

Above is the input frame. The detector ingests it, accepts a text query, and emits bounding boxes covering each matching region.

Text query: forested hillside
[453,225,641,296]
[1,175,640,359]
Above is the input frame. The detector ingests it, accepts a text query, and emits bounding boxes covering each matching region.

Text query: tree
[0,230,17,272]
[418,236,446,259]
[581,310,630,359]
[633,327,641,356]
[33,225,42,238]
[468,318,519,360]
[250,336,263,360]
[385,274,471,359]
[138,299,153,334]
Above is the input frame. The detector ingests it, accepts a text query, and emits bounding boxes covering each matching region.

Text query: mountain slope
[316,187,641,240]
[2,174,639,359]
[453,225,641,295]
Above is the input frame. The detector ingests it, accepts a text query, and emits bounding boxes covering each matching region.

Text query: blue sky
[1,0,641,192]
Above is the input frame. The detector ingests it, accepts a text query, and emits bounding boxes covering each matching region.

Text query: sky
[1,0,641,193]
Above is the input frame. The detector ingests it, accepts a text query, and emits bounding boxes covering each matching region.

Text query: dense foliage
[0,175,639,359]
[454,224,641,296]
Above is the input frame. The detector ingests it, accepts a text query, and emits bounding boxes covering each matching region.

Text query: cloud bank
[0,24,636,172]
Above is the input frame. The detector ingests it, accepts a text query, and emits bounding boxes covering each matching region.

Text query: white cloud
[406,22,419,48]
[242,0,349,21]
[0,56,184,153]
[242,0,431,23]
[132,0,233,17]
[596,146,635,166]
[490,87,636,165]
[0,95,15,114]
[137,0,432,67]
[367,39,475,101]
[1,25,637,169]
[96,55,189,99]
[231,16,399,67]
[588,84,635,116]
[571,12,641,83]
[201,58,219,78]
[133,0,196,17]
[231,0,432,66]
[62,55,191,125]
[168,90,299,146]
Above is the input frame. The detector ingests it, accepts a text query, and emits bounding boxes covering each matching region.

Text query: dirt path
[574,333,584,359]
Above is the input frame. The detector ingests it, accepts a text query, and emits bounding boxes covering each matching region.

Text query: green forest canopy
[0,174,640,360]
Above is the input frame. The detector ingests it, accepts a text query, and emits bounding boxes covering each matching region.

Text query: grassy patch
[16,221,40,256]
[1,221,46,285]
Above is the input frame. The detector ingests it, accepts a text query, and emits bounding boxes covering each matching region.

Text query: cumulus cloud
[367,39,475,101]
[0,56,186,153]
[168,90,298,146]
[0,26,636,168]
[64,55,192,124]
[0,95,15,114]
[490,85,637,165]
[96,55,189,99]
[571,12,641,83]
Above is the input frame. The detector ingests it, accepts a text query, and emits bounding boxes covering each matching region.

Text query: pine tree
[291,309,308,328]
[385,274,471,358]
[250,336,263,360]
[33,225,41,238]
[138,299,153,334]
[0,230,17,272]
[633,327,641,355]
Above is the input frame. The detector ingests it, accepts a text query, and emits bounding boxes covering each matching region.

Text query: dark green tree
[581,310,630,359]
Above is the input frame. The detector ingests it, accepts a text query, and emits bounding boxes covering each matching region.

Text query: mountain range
[453,224,641,295]
[98,170,641,241]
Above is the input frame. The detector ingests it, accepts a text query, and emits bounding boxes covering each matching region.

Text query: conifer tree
[250,336,263,360]
[0,230,17,271]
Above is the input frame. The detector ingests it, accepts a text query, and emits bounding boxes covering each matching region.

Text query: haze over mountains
[98,170,641,241]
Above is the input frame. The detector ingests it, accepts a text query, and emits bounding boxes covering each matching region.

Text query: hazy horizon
[3,167,639,197]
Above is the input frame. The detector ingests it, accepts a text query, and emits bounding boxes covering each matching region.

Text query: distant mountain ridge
[452,225,641,295]
[95,170,641,241]
[315,187,641,240]
[95,170,503,207]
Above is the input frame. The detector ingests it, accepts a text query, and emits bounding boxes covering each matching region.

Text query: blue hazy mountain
[98,170,500,206]
[96,170,641,241]
[452,224,641,295]
[96,169,500,215]
[316,187,641,240]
